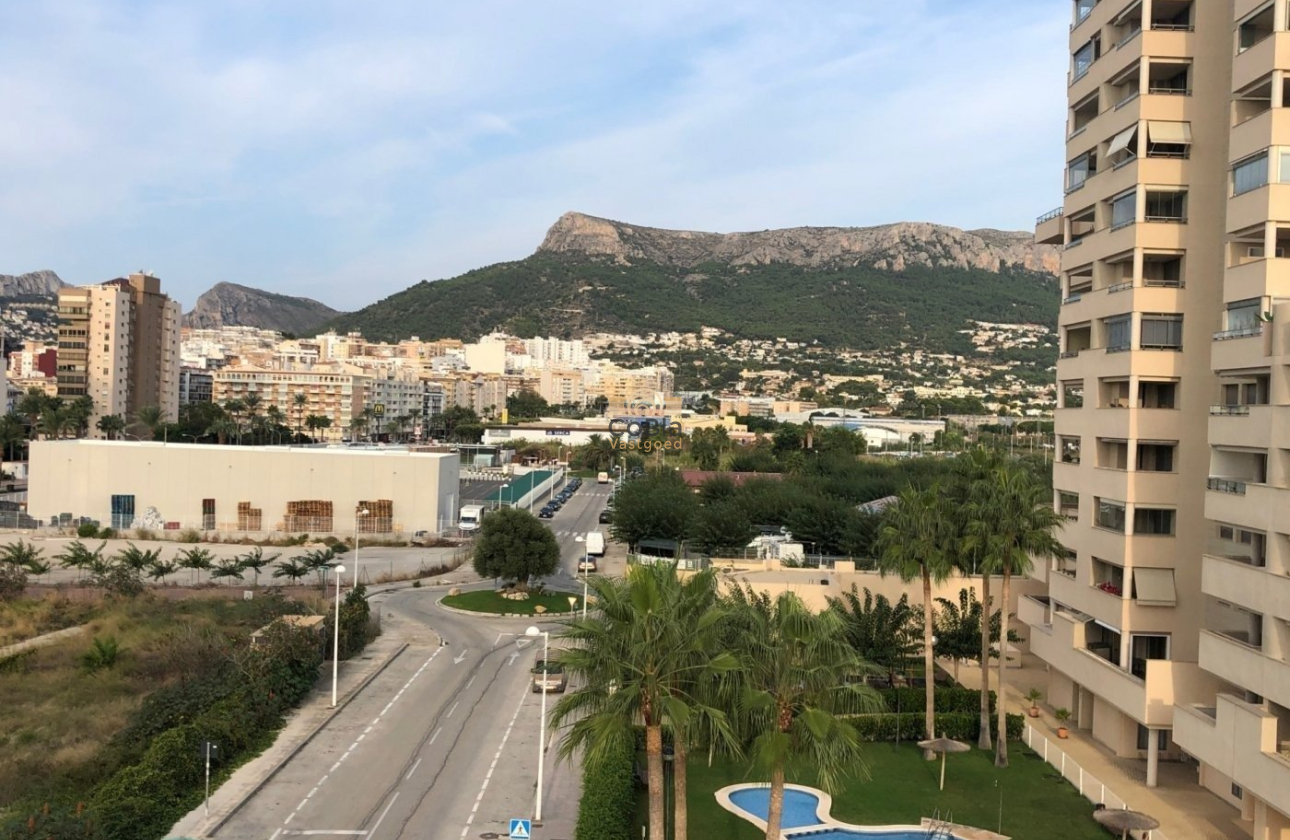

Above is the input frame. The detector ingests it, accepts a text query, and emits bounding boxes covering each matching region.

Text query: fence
[1022,722,1170,840]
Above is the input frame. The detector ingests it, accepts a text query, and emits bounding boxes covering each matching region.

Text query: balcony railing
[1037,206,1064,225]
[1108,281,1133,293]
[1208,477,1248,495]
[1210,405,1251,416]
[1148,86,1192,96]
[1063,294,1084,305]
[1060,350,1083,359]
[1214,326,1262,341]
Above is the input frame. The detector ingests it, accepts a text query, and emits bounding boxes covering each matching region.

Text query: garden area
[643,743,1110,840]
[442,588,585,615]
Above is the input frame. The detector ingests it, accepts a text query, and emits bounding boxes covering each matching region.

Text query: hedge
[575,738,636,840]
[850,712,1024,743]
[874,687,997,715]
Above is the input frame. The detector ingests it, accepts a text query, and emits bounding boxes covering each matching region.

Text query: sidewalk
[947,653,1250,840]
[166,631,417,840]
[539,736,583,840]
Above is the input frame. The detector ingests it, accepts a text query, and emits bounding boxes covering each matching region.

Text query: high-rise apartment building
[1028,2,1290,836]
[56,273,181,435]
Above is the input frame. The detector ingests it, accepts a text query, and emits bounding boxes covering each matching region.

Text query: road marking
[283,832,368,836]
[507,652,519,666]
[465,674,476,689]
[298,797,310,811]
[446,700,459,718]
[458,689,528,837]
[453,649,469,664]
[284,812,294,825]
[366,791,399,839]
[405,757,422,780]
[270,830,283,840]
[429,727,441,745]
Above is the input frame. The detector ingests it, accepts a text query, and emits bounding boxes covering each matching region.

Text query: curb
[203,641,411,837]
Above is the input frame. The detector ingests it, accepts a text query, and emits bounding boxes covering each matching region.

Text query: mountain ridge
[183,282,342,335]
[0,270,66,297]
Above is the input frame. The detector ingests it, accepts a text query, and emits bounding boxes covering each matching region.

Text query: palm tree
[67,395,94,437]
[827,585,921,686]
[349,415,368,441]
[147,559,178,582]
[724,586,878,840]
[176,547,215,584]
[96,414,127,440]
[272,556,310,585]
[206,416,239,446]
[265,405,286,443]
[39,404,67,439]
[552,565,739,840]
[300,547,337,587]
[293,392,308,440]
[0,539,45,573]
[134,405,167,440]
[306,414,332,441]
[963,462,1064,767]
[16,388,50,437]
[55,540,105,582]
[874,485,956,757]
[0,413,26,460]
[579,434,615,472]
[237,546,279,587]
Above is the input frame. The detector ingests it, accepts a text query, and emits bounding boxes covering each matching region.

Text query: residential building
[462,337,507,374]
[1029,2,1290,837]
[178,367,213,405]
[521,336,590,368]
[537,367,586,407]
[56,273,181,435]
[586,364,675,409]
[211,364,368,441]
[7,341,56,379]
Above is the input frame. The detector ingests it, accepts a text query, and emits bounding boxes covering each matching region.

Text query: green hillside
[328,252,1058,350]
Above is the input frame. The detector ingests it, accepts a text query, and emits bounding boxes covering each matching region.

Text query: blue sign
[544,430,570,436]
[509,818,532,839]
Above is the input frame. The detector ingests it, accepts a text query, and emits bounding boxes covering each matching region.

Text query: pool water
[789,831,928,840]
[728,787,822,829]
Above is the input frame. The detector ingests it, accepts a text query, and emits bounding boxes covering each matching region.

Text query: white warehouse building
[29,440,460,536]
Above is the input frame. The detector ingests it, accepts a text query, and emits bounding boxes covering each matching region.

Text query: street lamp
[353,508,370,588]
[332,564,347,707]
[525,625,550,824]
[498,483,509,511]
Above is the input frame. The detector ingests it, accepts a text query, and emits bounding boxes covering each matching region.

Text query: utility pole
[204,741,218,817]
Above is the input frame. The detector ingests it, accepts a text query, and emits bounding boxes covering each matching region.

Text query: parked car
[578,556,597,573]
[539,508,554,519]
[598,509,613,524]
[531,657,567,693]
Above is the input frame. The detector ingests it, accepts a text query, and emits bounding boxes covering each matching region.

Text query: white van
[585,531,606,556]
[597,471,609,484]
[459,504,486,531]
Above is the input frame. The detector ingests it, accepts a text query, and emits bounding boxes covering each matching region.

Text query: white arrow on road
[507,651,520,667]
[453,649,469,664]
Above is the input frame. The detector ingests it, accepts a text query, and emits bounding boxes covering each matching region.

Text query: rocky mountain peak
[0,270,67,297]
[183,282,343,335]
[538,211,1059,275]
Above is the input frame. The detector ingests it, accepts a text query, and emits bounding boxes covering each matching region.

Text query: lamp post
[525,625,549,824]
[332,564,347,707]
[498,483,509,511]
[353,508,370,588]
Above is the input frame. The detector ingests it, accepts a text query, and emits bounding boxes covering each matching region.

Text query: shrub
[133,529,155,541]
[177,528,202,544]
[88,562,146,598]
[81,636,122,673]
[575,737,635,840]
[848,711,1024,743]
[875,687,996,715]
[0,564,27,601]
[77,522,100,539]
[411,580,422,588]
[99,527,117,539]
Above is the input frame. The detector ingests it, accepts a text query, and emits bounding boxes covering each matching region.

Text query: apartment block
[56,273,181,435]
[212,365,368,442]
[1029,1,1290,836]
[537,367,587,407]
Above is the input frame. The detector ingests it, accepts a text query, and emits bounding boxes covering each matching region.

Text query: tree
[305,414,332,440]
[689,500,755,556]
[293,392,308,439]
[575,434,615,472]
[0,413,26,460]
[17,388,51,436]
[113,543,161,572]
[176,546,215,584]
[238,546,279,587]
[146,559,178,582]
[299,547,338,588]
[505,389,549,422]
[724,586,878,840]
[134,405,167,440]
[210,558,246,583]
[827,586,920,685]
[697,475,737,504]
[96,414,127,440]
[451,423,483,444]
[552,564,739,840]
[207,416,239,445]
[471,507,559,583]
[689,436,720,470]
[609,469,696,549]
[933,587,1023,685]
[963,462,1063,767]
[0,539,46,573]
[55,540,105,582]
[39,403,68,439]
[874,485,956,757]
[272,556,310,585]
[66,395,95,437]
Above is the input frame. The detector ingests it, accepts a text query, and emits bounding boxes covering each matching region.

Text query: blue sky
[0,0,1070,310]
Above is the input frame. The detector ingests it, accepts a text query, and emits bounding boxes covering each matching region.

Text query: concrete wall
[29,440,459,535]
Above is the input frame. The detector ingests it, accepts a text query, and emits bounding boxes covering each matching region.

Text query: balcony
[1199,630,1290,710]
[1203,554,1290,625]
[1233,31,1290,94]
[1224,255,1290,303]
[1209,404,1271,449]
[1036,207,1064,245]
[1174,694,1290,818]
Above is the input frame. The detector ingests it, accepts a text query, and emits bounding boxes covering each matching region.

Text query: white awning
[1108,124,1139,156]
[1148,121,1193,145]
[1092,619,1121,633]
[1133,568,1177,606]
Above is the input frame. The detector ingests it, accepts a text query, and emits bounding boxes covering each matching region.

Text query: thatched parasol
[917,735,971,790]
[1093,808,1160,840]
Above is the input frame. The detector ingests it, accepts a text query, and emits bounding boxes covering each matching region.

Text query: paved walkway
[947,653,1250,840]
[167,631,417,839]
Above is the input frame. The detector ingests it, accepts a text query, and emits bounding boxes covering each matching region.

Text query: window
[1060,436,1082,464]
[1134,507,1176,535]
[1068,151,1097,190]
[1141,315,1182,349]
[1136,725,1170,751]
[1074,40,1098,80]
[1075,0,1096,24]
[1226,299,1262,333]
[1146,190,1186,221]
[1111,191,1136,228]
[1107,124,1139,165]
[1105,315,1132,351]
[1096,499,1126,532]
[1239,5,1274,52]
[1136,443,1175,472]
[1062,380,1085,408]
[1058,491,1080,519]
[1234,153,1270,196]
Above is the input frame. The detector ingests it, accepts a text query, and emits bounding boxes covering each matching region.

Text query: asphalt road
[213,483,614,840]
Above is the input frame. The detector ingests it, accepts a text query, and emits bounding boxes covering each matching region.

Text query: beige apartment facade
[57,273,182,435]
[212,365,368,441]
[1032,1,1290,837]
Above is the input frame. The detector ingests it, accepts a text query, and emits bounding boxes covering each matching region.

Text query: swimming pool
[715,783,960,840]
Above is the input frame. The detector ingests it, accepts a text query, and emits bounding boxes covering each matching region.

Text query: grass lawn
[441,589,585,615]
[642,743,1108,840]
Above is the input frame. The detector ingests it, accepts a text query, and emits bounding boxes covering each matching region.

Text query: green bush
[848,711,1024,743]
[177,528,202,544]
[575,738,635,840]
[99,527,117,539]
[77,522,100,538]
[875,687,997,715]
